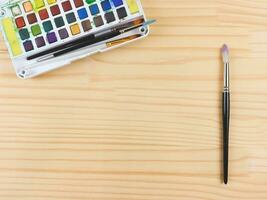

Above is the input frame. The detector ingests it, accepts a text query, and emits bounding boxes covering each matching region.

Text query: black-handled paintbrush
[37,19,155,62]
[27,18,146,61]
[221,44,230,185]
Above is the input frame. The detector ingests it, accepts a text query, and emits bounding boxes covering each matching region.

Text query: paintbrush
[221,44,230,185]
[39,34,141,62]
[106,34,141,47]
[37,19,155,61]
[27,18,150,61]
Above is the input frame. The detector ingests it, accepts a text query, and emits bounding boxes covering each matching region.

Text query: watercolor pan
[23,1,33,12]
[0,0,149,79]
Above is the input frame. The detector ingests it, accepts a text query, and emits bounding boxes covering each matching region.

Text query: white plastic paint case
[0,0,149,79]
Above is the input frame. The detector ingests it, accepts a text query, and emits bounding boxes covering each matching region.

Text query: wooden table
[1,0,267,199]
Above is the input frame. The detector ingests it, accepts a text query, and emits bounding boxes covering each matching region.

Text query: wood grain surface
[1,0,267,199]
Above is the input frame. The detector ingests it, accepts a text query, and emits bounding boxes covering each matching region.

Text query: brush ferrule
[223,63,230,92]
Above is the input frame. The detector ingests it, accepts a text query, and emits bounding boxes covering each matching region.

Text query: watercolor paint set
[0,0,150,79]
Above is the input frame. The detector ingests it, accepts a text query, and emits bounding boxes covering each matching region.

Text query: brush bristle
[221,44,229,63]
